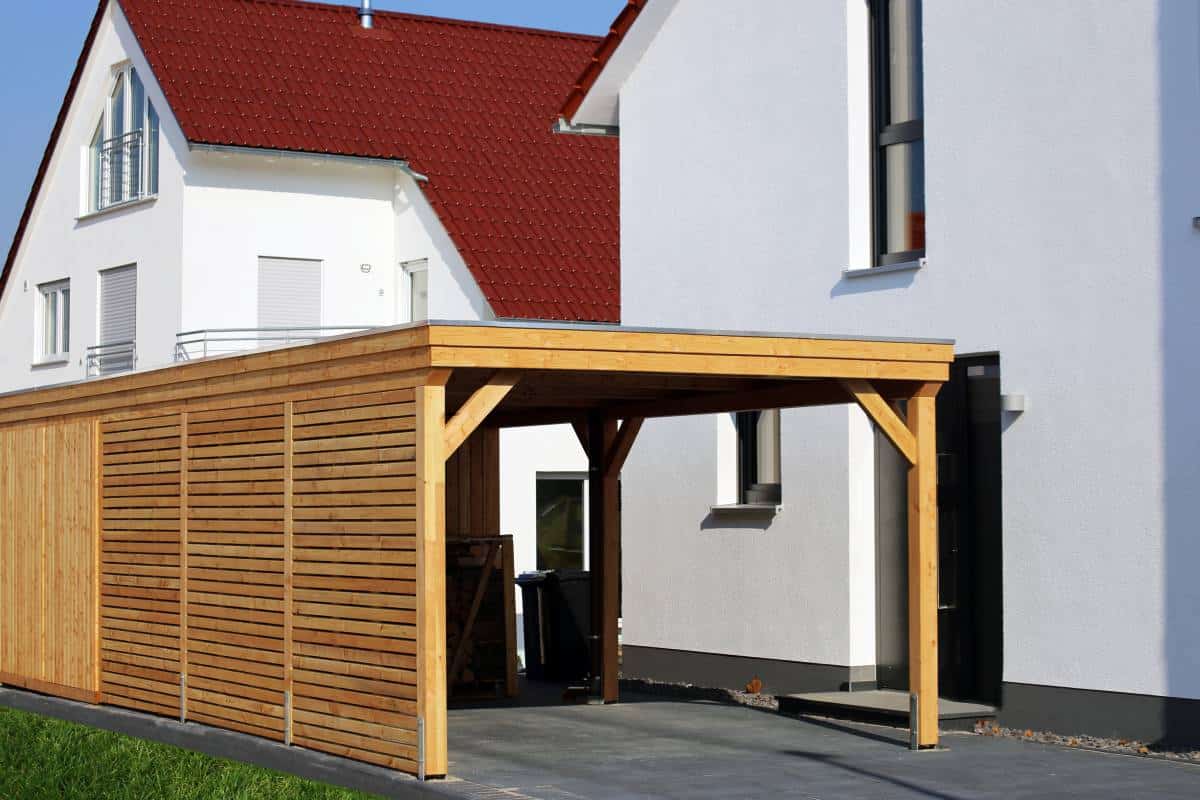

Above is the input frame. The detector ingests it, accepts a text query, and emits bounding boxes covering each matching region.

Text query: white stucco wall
[180,153,492,339]
[0,2,185,391]
[616,0,1196,700]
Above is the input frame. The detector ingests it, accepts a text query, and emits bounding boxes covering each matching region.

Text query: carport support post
[587,414,620,703]
[907,385,940,749]
[416,377,449,778]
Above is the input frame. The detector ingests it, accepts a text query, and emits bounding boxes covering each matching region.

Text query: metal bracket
[285,690,292,746]
[179,674,187,723]
[909,692,919,751]
[417,716,426,781]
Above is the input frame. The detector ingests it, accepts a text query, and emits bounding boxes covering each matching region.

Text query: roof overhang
[560,0,678,129]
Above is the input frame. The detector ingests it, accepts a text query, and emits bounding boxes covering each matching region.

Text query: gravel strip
[624,678,1200,765]
[974,721,1200,764]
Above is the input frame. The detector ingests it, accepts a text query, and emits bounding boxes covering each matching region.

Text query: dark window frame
[869,0,926,267]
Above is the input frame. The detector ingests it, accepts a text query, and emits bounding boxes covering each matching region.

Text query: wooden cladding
[100,413,182,717]
[96,388,421,772]
[289,389,419,772]
[0,420,98,700]
[445,426,499,539]
[185,403,286,741]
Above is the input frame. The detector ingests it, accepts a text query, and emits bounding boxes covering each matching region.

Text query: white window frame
[402,259,430,323]
[36,280,71,364]
[85,62,160,214]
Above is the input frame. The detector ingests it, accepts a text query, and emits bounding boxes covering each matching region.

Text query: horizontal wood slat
[290,390,419,766]
[100,414,180,715]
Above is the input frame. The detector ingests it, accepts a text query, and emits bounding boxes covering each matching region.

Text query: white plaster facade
[572,0,1200,709]
[0,2,587,616]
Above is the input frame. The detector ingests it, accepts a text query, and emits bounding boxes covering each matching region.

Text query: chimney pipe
[359,0,374,29]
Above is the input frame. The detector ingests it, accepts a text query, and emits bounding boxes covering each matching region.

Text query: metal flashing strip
[553,118,620,137]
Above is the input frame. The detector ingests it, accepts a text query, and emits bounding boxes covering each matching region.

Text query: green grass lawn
[0,706,383,800]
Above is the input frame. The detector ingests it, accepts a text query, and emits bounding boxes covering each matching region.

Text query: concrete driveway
[432,690,1200,800]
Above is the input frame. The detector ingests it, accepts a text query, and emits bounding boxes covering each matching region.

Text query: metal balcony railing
[174,327,373,362]
[87,341,137,377]
[98,131,144,211]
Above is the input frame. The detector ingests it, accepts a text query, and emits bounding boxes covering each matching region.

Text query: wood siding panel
[100,414,181,716]
[0,421,97,698]
[290,388,420,772]
[186,405,286,740]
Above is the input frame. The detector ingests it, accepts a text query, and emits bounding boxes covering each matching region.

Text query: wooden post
[415,379,448,778]
[587,415,620,703]
[179,412,189,722]
[907,385,940,748]
[282,402,294,744]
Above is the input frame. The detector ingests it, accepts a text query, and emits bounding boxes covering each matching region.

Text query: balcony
[174,327,372,362]
[86,341,136,377]
[96,131,145,212]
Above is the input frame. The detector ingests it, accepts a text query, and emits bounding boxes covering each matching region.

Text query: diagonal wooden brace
[841,378,917,465]
[443,371,521,459]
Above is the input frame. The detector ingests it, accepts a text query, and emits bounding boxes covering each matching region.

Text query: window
[88,64,160,212]
[536,475,587,570]
[736,409,781,505]
[405,260,429,322]
[258,257,323,333]
[37,281,70,361]
[870,0,925,266]
[96,264,137,375]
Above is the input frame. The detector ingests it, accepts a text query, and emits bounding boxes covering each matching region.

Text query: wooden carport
[0,321,952,780]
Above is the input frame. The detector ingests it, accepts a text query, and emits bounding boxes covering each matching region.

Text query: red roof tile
[5,0,619,322]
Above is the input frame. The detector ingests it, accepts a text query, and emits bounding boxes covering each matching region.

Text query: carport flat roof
[0,320,954,428]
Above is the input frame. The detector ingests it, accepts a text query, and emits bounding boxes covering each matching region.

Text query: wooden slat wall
[99,414,181,716]
[289,389,420,772]
[186,404,287,741]
[0,420,98,700]
[93,388,423,772]
[445,426,499,539]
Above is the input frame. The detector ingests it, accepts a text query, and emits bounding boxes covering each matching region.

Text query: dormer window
[88,65,159,213]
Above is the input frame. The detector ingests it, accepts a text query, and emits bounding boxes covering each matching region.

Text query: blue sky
[0,0,621,265]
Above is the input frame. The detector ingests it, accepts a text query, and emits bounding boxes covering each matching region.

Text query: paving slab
[436,690,1200,800]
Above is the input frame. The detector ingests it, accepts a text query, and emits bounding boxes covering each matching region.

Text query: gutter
[187,142,430,182]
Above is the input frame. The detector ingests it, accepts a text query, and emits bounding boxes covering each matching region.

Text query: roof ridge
[232,0,605,42]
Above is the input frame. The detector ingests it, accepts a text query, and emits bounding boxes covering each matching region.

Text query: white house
[562,0,1200,744]
[0,0,619,639]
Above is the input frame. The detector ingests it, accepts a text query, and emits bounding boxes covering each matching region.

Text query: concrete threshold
[778,689,997,732]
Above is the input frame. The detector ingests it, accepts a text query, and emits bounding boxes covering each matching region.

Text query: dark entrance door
[875,354,1003,703]
[935,354,1003,702]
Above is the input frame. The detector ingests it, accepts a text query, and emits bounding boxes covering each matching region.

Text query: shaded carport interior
[426,321,953,776]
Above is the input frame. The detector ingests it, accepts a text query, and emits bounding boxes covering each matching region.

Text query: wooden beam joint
[443,371,520,458]
[841,378,918,465]
[603,417,644,478]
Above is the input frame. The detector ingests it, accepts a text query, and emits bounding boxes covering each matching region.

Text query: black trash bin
[516,569,592,682]
[544,569,591,682]
[516,571,549,681]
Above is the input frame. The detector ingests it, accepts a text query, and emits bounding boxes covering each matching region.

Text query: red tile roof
[4,0,620,323]
[560,0,647,122]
